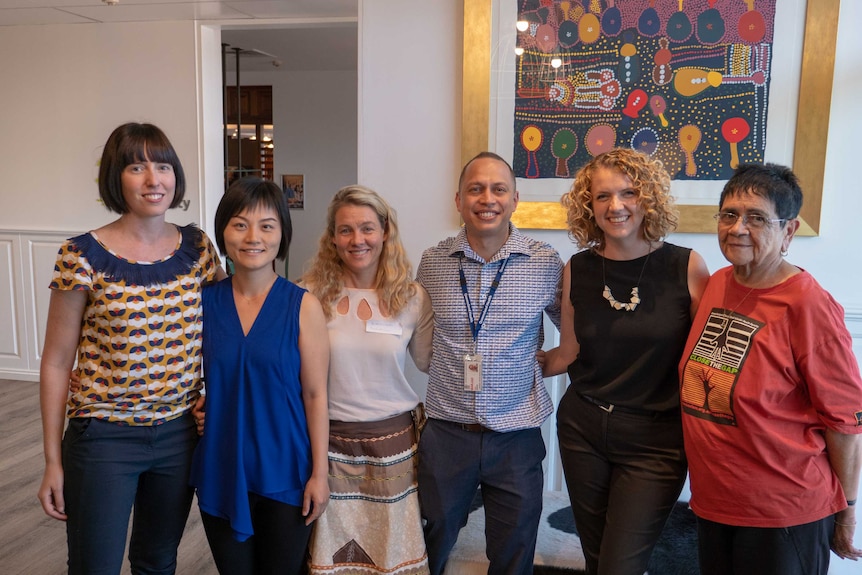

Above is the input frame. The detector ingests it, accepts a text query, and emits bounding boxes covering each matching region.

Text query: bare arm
[408,284,434,373]
[687,250,710,317]
[545,255,564,331]
[38,289,88,521]
[542,260,579,377]
[826,429,862,560]
[192,270,226,435]
[298,292,331,525]
[213,265,228,282]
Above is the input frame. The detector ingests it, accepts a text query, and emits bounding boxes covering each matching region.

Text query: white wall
[357,1,463,260]
[356,0,464,406]
[0,21,205,232]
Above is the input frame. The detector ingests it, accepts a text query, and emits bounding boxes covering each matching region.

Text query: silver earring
[781,248,788,257]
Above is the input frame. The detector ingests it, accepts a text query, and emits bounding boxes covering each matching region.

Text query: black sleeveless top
[564,242,692,413]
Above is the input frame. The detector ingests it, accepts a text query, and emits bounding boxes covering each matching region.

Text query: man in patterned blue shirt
[416,152,562,575]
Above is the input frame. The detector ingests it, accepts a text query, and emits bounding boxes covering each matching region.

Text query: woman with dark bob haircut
[191,177,330,575]
[212,177,292,261]
[98,122,188,213]
[38,122,223,574]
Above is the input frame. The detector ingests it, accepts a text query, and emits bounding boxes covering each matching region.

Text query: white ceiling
[0,0,358,71]
[222,26,357,72]
[0,0,357,25]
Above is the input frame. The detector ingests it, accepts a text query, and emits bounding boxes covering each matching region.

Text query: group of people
[37,122,860,575]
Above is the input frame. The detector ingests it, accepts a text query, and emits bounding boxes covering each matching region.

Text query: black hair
[719,163,803,221]
[214,177,292,260]
[458,151,516,191]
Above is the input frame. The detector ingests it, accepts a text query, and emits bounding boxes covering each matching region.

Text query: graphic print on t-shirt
[681,309,764,426]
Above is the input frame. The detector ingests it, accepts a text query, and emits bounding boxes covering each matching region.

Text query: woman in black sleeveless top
[543,148,709,575]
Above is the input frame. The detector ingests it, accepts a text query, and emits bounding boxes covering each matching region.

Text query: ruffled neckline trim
[71,224,203,286]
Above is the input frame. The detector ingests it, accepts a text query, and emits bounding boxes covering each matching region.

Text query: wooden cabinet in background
[226,85,272,124]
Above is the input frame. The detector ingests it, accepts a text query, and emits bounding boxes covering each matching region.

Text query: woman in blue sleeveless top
[190,177,330,575]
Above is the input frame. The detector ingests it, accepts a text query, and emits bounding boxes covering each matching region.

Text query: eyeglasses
[713,212,787,230]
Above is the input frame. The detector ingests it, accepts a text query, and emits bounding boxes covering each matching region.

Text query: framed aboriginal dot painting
[462,0,838,235]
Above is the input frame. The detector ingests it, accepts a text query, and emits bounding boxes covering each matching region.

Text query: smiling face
[718,191,795,275]
[332,204,387,287]
[589,166,645,248]
[456,156,519,247]
[120,159,176,219]
[223,204,282,273]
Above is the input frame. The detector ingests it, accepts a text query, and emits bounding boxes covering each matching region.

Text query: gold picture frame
[462,0,839,235]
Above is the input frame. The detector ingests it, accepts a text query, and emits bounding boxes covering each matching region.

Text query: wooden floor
[0,379,216,574]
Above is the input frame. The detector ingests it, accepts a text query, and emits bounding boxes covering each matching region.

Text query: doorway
[203,22,359,280]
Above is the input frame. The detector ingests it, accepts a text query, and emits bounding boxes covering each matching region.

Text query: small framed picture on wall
[282,174,305,209]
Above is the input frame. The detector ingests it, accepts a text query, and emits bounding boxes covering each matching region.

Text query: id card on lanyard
[459,255,509,392]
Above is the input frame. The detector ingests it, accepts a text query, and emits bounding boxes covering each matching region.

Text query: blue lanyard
[459,255,510,344]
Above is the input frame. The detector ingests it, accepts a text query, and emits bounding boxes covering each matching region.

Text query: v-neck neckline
[232,276,278,338]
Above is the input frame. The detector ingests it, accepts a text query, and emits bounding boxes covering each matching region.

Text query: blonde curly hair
[302,185,415,320]
[561,148,678,251]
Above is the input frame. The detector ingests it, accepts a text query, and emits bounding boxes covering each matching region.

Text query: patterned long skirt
[309,410,429,575]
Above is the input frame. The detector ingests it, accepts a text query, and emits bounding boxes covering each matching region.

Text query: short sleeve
[544,250,564,330]
[801,333,862,434]
[198,231,221,283]
[49,239,93,292]
[792,285,862,434]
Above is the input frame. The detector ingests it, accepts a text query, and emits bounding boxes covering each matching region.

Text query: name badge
[366,320,403,336]
[463,354,483,392]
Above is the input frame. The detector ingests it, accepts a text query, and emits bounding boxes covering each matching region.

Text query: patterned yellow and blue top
[49,224,220,425]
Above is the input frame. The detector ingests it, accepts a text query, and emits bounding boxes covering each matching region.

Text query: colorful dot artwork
[511,0,776,181]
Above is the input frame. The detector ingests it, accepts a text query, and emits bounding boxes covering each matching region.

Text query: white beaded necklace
[601,248,653,312]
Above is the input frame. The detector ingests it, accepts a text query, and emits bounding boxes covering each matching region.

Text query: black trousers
[556,391,687,575]
[201,493,312,575]
[697,515,833,575]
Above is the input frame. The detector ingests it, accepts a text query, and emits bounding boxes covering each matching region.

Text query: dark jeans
[418,418,546,575]
[62,414,197,575]
[697,515,833,575]
[200,493,311,575]
[557,391,687,575]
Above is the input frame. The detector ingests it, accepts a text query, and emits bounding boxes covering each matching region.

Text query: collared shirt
[417,224,562,432]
